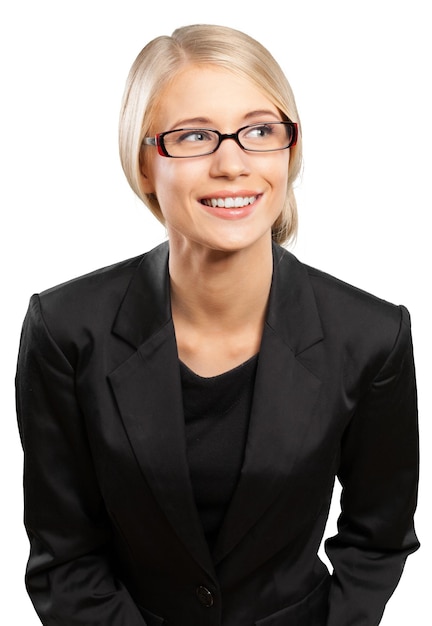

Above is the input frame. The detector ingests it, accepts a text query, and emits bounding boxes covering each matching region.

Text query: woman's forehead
[151,65,280,131]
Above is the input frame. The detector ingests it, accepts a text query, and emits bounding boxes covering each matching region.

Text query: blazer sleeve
[325,305,420,625]
[16,295,146,626]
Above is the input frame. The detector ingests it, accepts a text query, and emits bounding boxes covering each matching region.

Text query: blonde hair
[119,24,302,245]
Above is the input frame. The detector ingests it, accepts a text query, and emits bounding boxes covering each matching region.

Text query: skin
[140,65,291,376]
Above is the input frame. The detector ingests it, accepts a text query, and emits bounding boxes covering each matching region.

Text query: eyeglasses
[142,121,298,158]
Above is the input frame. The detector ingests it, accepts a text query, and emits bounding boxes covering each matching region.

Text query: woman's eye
[245,125,273,138]
[179,131,212,143]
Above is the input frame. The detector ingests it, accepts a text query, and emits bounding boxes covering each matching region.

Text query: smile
[201,196,257,209]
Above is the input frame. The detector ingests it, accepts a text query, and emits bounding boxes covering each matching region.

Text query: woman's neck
[169,238,273,327]
[168,235,274,376]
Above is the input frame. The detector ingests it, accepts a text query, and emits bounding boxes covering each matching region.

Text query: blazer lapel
[107,242,324,572]
[108,242,214,578]
[212,245,325,564]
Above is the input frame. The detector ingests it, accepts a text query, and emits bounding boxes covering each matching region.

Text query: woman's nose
[208,137,251,179]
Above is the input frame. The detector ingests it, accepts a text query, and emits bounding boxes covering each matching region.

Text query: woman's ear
[139,153,155,193]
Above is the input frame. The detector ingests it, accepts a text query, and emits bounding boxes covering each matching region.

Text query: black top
[180,355,259,550]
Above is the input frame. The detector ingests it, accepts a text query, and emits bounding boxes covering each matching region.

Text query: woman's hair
[119,24,302,245]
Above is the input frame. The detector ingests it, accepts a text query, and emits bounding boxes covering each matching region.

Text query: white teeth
[204,196,256,208]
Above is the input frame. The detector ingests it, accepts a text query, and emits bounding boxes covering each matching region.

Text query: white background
[1,1,430,623]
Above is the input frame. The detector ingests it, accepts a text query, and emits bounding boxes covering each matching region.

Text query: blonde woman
[16,24,419,626]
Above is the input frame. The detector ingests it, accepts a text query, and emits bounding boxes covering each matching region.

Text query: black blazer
[16,242,419,626]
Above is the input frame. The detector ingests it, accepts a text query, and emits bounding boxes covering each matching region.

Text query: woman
[16,24,419,626]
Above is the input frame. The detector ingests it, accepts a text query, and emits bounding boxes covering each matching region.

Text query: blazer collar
[267,243,323,355]
[112,241,323,354]
[112,241,171,349]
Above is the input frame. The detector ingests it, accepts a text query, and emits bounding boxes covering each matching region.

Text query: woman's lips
[201,195,257,208]
[199,194,260,219]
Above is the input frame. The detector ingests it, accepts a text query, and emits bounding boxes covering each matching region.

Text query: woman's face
[141,65,290,255]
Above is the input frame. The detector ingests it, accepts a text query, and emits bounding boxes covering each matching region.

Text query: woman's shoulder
[277,246,405,315]
[304,260,406,323]
[38,253,145,316]
[38,242,168,309]
[26,243,169,355]
[302,259,412,375]
[275,246,410,362]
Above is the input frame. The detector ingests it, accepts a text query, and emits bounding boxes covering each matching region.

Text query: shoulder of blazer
[272,243,405,331]
[32,241,170,362]
[304,260,406,339]
[305,261,411,391]
[271,244,409,382]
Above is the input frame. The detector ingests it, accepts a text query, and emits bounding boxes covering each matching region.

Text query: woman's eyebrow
[243,109,281,120]
[169,117,212,129]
